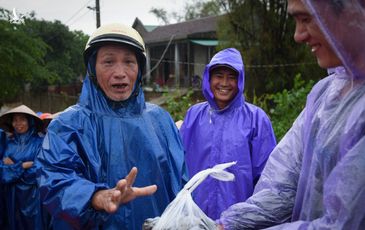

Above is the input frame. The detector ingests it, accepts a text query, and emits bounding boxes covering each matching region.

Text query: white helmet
[83,23,146,70]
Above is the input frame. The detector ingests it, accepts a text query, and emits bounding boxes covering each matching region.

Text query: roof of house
[144,25,158,32]
[133,15,223,44]
[132,17,157,35]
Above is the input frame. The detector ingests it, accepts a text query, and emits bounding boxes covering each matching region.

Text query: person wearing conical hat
[0,105,49,230]
[0,105,43,134]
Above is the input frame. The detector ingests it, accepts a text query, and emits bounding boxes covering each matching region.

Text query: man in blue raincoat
[218,0,365,229]
[37,23,188,230]
[180,48,276,220]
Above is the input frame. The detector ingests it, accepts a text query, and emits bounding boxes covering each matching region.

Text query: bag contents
[143,162,237,230]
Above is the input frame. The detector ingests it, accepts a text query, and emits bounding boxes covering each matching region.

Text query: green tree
[150,0,223,24]
[254,73,314,141]
[0,9,49,106]
[23,18,88,88]
[149,7,170,24]
[163,89,204,121]
[0,7,88,106]
[184,0,223,20]
[216,0,325,100]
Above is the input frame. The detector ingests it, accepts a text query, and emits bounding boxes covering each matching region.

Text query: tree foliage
[164,90,194,121]
[184,0,223,20]
[150,0,223,24]
[0,9,48,104]
[163,89,204,121]
[215,0,325,99]
[150,0,324,100]
[0,8,88,106]
[23,18,88,88]
[254,73,314,141]
[149,7,170,25]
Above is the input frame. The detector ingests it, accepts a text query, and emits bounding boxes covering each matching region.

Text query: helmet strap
[86,50,100,87]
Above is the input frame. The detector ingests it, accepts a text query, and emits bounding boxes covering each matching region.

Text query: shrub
[254,74,314,141]
[163,89,197,121]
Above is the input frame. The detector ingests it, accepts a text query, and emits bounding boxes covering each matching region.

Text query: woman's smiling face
[12,113,29,134]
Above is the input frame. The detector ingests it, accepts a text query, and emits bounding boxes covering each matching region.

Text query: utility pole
[96,0,100,28]
[87,0,101,28]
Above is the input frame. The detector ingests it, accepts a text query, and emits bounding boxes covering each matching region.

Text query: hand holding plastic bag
[143,162,237,230]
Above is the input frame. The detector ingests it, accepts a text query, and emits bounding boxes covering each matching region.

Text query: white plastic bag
[143,162,237,230]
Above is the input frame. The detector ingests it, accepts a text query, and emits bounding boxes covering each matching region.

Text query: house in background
[133,15,222,88]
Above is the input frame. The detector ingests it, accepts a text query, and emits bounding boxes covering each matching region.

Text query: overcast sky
[0,0,187,35]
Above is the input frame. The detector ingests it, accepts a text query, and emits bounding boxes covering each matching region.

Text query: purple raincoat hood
[202,48,245,110]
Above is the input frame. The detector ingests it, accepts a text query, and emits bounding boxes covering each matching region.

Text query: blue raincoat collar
[78,75,145,116]
[12,127,37,144]
[202,48,245,111]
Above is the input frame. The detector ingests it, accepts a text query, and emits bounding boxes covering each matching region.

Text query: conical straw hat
[0,105,43,132]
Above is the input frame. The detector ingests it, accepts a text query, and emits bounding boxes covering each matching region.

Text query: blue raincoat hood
[202,48,245,111]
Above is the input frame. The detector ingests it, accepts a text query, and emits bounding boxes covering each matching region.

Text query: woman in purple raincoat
[218,0,365,229]
[180,48,276,220]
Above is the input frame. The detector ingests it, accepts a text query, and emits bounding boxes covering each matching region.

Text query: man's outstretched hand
[91,167,157,213]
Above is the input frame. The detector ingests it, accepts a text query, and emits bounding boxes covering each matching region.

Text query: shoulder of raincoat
[180,48,276,220]
[37,75,188,230]
[219,67,365,229]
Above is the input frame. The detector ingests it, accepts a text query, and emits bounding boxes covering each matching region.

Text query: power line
[149,58,317,69]
[145,34,176,75]
[67,9,92,28]
[245,62,317,69]
[64,0,93,25]
[42,8,92,43]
